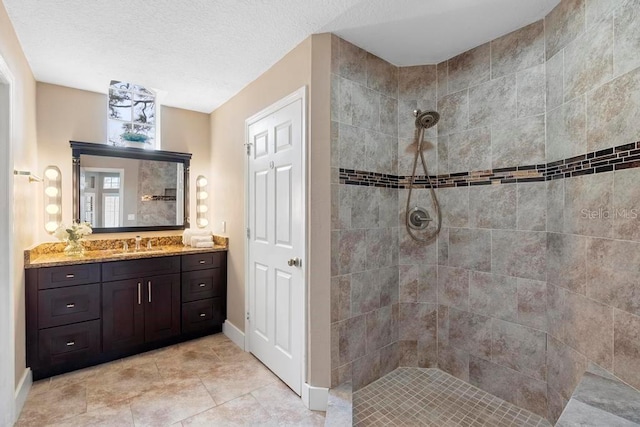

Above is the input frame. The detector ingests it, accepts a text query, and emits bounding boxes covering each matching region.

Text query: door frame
[0,54,16,425]
[244,86,307,393]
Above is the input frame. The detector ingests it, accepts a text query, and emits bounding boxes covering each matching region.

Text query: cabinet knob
[199,313,206,317]
[66,274,75,278]
[199,260,206,264]
[66,303,75,308]
[66,341,75,346]
[199,283,206,287]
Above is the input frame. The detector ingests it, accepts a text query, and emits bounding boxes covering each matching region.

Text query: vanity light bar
[195,175,209,228]
[43,165,62,234]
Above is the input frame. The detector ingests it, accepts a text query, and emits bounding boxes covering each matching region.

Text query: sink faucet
[147,239,153,250]
[135,235,141,251]
[123,241,129,252]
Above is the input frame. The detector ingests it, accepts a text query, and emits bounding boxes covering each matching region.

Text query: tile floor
[16,334,325,426]
[353,368,552,427]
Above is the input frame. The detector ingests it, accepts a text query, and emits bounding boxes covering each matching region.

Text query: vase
[64,240,85,257]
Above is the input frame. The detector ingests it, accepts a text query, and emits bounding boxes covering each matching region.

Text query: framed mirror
[71,141,192,233]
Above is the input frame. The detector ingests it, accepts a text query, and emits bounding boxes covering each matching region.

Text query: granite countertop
[556,364,640,426]
[24,235,229,269]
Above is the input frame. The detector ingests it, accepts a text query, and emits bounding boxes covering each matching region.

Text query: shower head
[414,110,440,129]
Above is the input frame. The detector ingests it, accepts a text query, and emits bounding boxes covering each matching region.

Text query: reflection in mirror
[71,141,191,233]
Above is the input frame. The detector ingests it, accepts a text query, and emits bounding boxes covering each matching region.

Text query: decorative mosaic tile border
[339,141,640,188]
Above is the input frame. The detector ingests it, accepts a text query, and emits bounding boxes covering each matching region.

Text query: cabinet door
[144,273,181,343]
[102,279,145,352]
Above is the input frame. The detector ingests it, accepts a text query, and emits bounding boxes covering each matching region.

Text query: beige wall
[0,0,38,402]
[209,34,332,387]
[36,83,211,242]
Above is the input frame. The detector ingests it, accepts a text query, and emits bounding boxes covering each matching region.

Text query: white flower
[53,222,93,242]
[53,224,69,241]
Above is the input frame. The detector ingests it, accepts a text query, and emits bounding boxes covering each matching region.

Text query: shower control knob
[288,257,302,267]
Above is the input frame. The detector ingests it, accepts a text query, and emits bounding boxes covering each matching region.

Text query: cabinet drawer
[182,252,226,271]
[38,283,100,328]
[102,256,180,282]
[38,320,101,366]
[37,264,100,290]
[182,298,224,333]
[181,269,223,302]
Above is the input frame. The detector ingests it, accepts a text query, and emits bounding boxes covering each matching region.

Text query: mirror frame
[70,141,192,233]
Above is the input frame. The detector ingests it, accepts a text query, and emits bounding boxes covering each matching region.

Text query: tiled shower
[330,0,640,423]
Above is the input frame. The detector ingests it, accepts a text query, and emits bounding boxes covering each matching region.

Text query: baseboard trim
[14,368,32,422]
[223,320,245,350]
[302,382,329,411]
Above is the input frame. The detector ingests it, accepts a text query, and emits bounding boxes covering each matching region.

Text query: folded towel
[182,228,212,245]
[191,235,213,246]
[194,241,214,248]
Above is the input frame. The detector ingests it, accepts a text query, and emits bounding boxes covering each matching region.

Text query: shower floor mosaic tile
[353,368,552,427]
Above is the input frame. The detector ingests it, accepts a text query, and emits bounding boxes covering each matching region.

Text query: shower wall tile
[448,228,492,272]
[398,340,418,367]
[338,38,367,85]
[546,95,587,162]
[398,65,437,102]
[379,266,399,307]
[586,0,624,28]
[564,173,614,238]
[468,74,516,127]
[614,310,640,390]
[364,130,396,175]
[491,20,545,79]
[437,227,449,266]
[400,264,437,304]
[613,0,640,77]
[563,290,614,369]
[351,269,381,316]
[613,168,640,241]
[545,0,585,60]
[352,351,380,390]
[330,34,340,74]
[517,278,547,331]
[491,114,546,169]
[348,186,379,229]
[469,184,517,230]
[366,305,395,352]
[334,315,367,367]
[436,61,449,99]
[547,335,588,400]
[469,356,519,406]
[437,266,470,312]
[399,226,437,265]
[517,375,549,418]
[417,338,438,368]
[350,83,380,131]
[379,96,398,138]
[397,135,437,176]
[448,308,492,359]
[438,344,470,382]
[586,238,640,316]
[330,75,340,123]
[547,284,567,341]
[546,232,587,294]
[331,275,351,323]
[337,123,365,170]
[398,100,418,140]
[399,264,418,303]
[437,90,469,136]
[330,120,340,168]
[547,179,565,233]
[366,53,398,98]
[338,77,355,125]
[365,228,394,269]
[398,303,437,342]
[447,43,491,93]
[446,126,492,173]
[547,387,568,425]
[517,182,547,231]
[516,64,546,118]
[436,135,449,175]
[563,16,613,101]
[492,230,547,281]
[546,50,564,110]
[379,341,400,377]
[491,320,547,381]
[436,187,469,228]
[418,266,437,303]
[587,67,640,152]
[336,229,367,275]
[469,272,517,322]
[378,187,398,228]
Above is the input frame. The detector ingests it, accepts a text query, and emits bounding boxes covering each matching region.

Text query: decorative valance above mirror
[71,141,192,233]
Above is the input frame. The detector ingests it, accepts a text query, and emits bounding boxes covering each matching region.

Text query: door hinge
[245,143,252,156]
[246,227,250,239]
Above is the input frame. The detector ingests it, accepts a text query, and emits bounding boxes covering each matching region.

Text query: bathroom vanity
[24,244,227,380]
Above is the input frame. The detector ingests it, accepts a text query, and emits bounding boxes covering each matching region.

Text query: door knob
[287,258,302,267]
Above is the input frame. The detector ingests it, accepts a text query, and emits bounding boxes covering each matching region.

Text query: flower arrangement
[54,222,92,256]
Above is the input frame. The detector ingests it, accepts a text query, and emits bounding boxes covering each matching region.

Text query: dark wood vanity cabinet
[26,251,226,380]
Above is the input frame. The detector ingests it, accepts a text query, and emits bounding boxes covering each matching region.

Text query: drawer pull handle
[199,283,206,287]
[199,260,206,264]
[199,313,206,317]
[137,283,142,305]
[66,341,75,346]
[148,281,152,303]
[66,303,75,308]
[66,274,75,278]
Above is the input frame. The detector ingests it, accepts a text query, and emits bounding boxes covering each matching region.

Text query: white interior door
[246,89,305,395]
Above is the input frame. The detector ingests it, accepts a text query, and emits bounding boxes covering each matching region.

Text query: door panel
[247,93,304,395]
[102,279,144,352]
[144,273,181,343]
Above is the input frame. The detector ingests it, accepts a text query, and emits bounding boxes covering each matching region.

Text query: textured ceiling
[3,0,559,113]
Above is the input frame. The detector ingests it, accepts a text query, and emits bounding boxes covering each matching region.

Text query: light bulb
[196,205,208,213]
[45,221,58,233]
[196,176,208,187]
[197,218,209,227]
[44,168,60,180]
[197,191,208,200]
[45,204,60,214]
[45,186,59,197]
